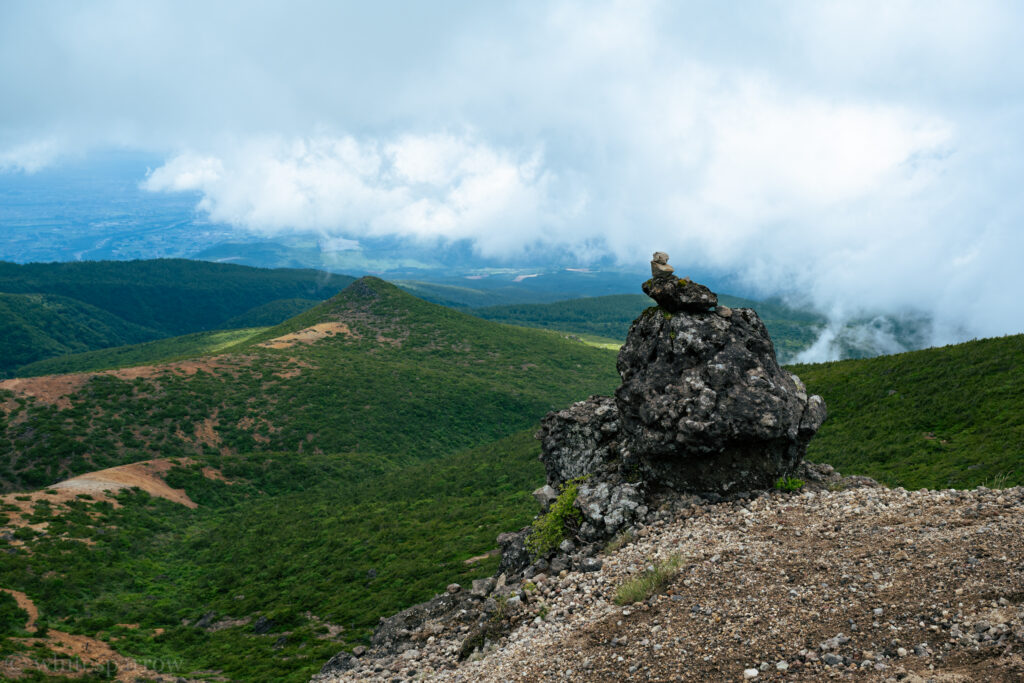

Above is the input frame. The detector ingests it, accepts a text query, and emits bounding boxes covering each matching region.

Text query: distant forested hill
[0,292,161,376]
[790,334,1024,489]
[15,327,267,377]
[0,277,620,489]
[0,278,621,680]
[0,259,353,375]
[473,293,825,361]
[0,259,353,337]
[221,297,321,328]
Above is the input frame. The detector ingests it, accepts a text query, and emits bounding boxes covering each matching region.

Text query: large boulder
[615,304,825,492]
[496,528,531,576]
[537,258,826,497]
[536,395,622,488]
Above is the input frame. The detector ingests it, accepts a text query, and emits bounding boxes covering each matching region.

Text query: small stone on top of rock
[650,251,675,279]
[642,251,717,313]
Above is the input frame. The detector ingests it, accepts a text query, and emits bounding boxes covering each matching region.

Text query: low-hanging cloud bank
[143,134,580,256]
[4,0,1024,353]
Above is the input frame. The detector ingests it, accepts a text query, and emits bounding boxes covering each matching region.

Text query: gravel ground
[319,485,1024,682]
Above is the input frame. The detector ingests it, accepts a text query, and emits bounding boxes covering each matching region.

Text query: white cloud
[144,134,573,257]
[5,0,1024,352]
[0,138,61,173]
[143,153,222,192]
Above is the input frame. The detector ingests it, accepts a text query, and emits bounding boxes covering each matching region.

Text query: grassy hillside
[790,334,1024,489]
[221,297,322,328]
[0,292,161,377]
[0,432,542,681]
[473,293,825,361]
[0,277,619,490]
[0,258,353,337]
[16,327,267,377]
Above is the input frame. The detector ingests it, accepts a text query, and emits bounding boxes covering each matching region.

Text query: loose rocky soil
[319,485,1024,682]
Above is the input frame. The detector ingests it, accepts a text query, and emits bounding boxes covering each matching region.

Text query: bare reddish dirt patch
[50,459,198,509]
[194,413,221,448]
[0,356,250,410]
[0,375,90,410]
[0,457,234,530]
[258,322,353,349]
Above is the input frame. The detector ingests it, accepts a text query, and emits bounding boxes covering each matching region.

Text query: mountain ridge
[0,277,620,490]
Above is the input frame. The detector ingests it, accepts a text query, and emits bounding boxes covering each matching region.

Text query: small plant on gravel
[526,479,583,556]
[605,529,635,553]
[984,472,1012,489]
[774,476,805,492]
[614,554,684,605]
[458,596,514,661]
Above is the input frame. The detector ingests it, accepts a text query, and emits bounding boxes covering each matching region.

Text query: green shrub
[605,529,635,553]
[614,554,684,605]
[525,481,582,556]
[774,476,804,492]
[0,591,29,636]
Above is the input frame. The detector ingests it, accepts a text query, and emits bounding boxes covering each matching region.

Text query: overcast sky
[2,0,1023,348]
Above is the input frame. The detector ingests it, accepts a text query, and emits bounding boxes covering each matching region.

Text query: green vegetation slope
[0,292,161,377]
[0,432,543,681]
[0,277,619,490]
[790,334,1024,489]
[16,327,268,377]
[2,287,1022,681]
[0,258,353,337]
[221,297,322,328]
[0,277,620,680]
